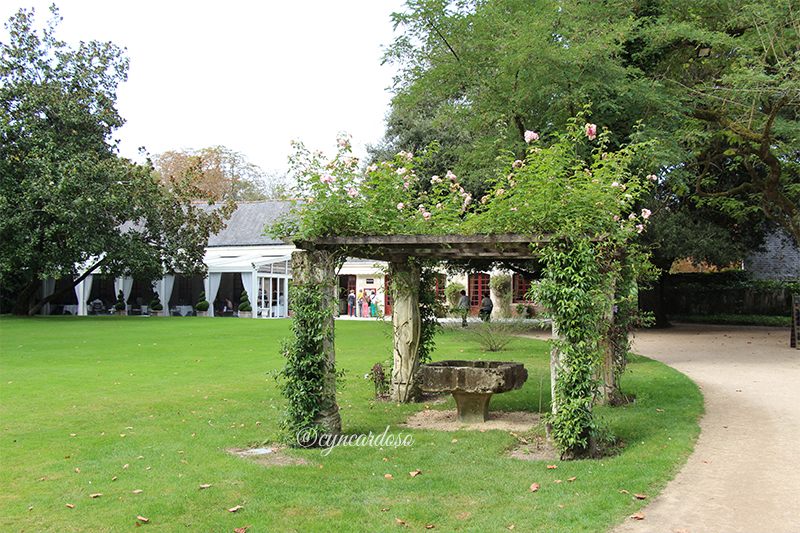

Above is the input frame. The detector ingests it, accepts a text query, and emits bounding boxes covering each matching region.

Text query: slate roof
[205,200,293,247]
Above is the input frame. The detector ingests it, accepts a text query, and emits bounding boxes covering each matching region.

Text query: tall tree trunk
[390,260,422,402]
[11,278,40,316]
[291,249,341,435]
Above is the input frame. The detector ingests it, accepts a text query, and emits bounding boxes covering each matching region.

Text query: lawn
[0,316,702,532]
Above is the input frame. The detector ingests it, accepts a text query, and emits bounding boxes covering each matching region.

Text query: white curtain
[208,272,222,310]
[122,277,134,302]
[163,274,175,310]
[75,274,93,316]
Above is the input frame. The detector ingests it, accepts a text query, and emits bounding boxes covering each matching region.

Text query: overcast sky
[5,1,407,173]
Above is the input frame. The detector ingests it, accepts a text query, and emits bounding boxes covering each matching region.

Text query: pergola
[288,233,617,435]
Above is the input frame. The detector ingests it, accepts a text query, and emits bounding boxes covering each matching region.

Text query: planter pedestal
[238,311,252,319]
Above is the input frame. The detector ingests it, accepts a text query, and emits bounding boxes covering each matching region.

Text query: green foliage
[275,284,338,445]
[149,294,163,311]
[239,290,252,312]
[113,290,125,311]
[195,291,209,312]
[443,280,465,309]
[418,266,446,365]
[0,7,232,316]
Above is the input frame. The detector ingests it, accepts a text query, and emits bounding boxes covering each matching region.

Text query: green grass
[0,316,703,532]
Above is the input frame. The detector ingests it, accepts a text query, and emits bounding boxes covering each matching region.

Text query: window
[468,273,490,311]
[512,274,534,302]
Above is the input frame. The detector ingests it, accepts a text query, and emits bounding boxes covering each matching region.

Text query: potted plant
[114,290,126,316]
[195,291,210,317]
[150,294,164,317]
[238,290,252,318]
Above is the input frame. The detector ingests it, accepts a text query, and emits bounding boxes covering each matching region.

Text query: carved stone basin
[418,360,528,424]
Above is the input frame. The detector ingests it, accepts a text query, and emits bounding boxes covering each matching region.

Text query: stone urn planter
[418,360,528,423]
[114,310,126,316]
[196,310,209,317]
[150,310,163,317]
[238,311,252,319]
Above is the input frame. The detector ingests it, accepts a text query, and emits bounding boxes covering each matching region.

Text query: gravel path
[610,324,800,533]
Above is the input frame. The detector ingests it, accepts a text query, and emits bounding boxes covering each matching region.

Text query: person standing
[457,289,469,328]
[356,289,363,317]
[479,292,493,322]
[348,290,356,317]
[362,290,371,317]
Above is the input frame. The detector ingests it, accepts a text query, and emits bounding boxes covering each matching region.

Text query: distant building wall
[745,230,800,281]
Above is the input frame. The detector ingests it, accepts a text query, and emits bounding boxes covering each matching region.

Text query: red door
[384,275,392,316]
[468,273,490,314]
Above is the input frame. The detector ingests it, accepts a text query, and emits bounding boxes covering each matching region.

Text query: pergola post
[291,249,341,435]
[389,260,422,402]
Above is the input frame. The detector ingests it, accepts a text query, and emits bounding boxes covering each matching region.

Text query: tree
[152,146,291,201]
[382,0,799,248]
[0,6,233,316]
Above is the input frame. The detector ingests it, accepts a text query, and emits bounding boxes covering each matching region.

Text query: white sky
[4,1,407,173]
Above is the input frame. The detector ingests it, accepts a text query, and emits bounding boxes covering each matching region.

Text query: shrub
[195,291,209,312]
[239,290,252,312]
[150,294,163,311]
[114,290,125,311]
[366,362,390,397]
[458,319,532,351]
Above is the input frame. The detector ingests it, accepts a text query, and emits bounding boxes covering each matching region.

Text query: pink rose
[585,123,597,140]
[320,174,334,184]
[348,188,358,198]
[641,208,651,220]
[397,202,404,210]
[636,224,645,233]
[524,130,539,143]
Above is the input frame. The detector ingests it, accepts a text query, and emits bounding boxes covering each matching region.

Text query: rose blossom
[348,188,358,198]
[524,130,539,143]
[320,174,334,184]
[397,202,404,210]
[585,123,597,140]
[641,208,651,219]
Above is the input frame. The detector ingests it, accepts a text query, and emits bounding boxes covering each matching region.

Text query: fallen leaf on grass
[112,476,117,481]
[634,493,649,499]
[66,503,74,508]
[199,484,212,489]
[132,490,143,494]
[37,477,45,482]
[381,508,390,512]
[567,477,576,482]
[228,505,244,512]
[89,493,102,498]
[409,469,421,477]
[385,474,393,479]
[123,464,130,469]
[507,526,515,531]
[554,479,562,483]
[618,490,629,494]
[137,515,149,522]
[546,464,557,469]
[233,527,252,533]
[529,483,539,492]
[656,409,664,412]
[425,525,435,529]
[630,511,644,520]
[395,518,409,526]
[452,439,458,443]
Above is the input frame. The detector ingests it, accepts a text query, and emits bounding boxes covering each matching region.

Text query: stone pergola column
[291,249,341,435]
[389,260,421,402]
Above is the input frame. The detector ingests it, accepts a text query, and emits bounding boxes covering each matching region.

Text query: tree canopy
[152,145,291,201]
[0,6,232,315]
[379,0,800,249]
